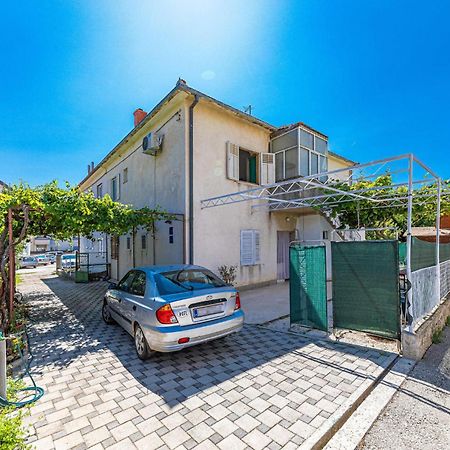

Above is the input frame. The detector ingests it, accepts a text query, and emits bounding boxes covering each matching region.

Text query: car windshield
[154,268,226,295]
[62,255,75,260]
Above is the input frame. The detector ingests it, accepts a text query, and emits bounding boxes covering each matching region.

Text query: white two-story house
[79,80,355,286]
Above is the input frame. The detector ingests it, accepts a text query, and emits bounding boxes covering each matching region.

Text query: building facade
[79,80,355,286]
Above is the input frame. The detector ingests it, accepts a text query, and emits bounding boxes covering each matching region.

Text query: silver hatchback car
[102,265,244,359]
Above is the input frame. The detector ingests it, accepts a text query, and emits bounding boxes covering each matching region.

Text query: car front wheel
[102,301,115,324]
[134,324,153,360]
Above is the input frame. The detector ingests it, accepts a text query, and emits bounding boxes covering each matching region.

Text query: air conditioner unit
[142,132,163,156]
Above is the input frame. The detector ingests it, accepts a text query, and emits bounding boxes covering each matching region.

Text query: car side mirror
[108,282,118,290]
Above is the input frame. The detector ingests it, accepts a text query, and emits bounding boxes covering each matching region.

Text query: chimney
[87,164,91,175]
[91,161,94,172]
[133,108,147,127]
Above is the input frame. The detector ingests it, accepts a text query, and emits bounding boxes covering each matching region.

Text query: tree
[0,182,171,331]
[325,174,450,238]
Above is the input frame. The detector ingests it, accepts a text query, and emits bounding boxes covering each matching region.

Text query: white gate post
[0,337,6,400]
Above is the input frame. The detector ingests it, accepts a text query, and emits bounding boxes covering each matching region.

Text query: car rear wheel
[102,301,115,324]
[134,324,153,360]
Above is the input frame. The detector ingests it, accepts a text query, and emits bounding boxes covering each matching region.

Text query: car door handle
[118,298,122,303]
[132,305,136,311]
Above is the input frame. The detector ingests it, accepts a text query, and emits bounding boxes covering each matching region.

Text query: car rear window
[155,269,226,295]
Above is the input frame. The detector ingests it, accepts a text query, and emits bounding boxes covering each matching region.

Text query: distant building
[29,236,75,254]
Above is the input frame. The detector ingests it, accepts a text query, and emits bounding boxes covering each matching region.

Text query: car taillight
[234,292,241,310]
[156,304,178,324]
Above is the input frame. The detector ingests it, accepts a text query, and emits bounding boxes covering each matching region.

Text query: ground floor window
[111,236,119,259]
[240,229,260,266]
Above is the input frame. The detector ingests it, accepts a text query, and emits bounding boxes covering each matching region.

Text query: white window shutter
[240,230,260,265]
[253,230,260,263]
[240,230,254,265]
[117,173,121,200]
[260,153,275,185]
[226,141,239,181]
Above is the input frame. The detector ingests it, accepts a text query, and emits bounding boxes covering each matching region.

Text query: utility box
[75,271,89,283]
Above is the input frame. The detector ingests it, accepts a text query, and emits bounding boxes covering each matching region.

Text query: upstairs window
[123,168,128,184]
[226,142,274,185]
[96,183,103,198]
[239,149,258,184]
[111,176,120,201]
[141,234,147,250]
[271,127,328,181]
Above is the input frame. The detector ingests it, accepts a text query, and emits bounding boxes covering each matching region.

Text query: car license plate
[193,303,224,318]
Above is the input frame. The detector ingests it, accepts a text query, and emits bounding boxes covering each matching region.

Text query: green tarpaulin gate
[289,244,327,331]
[331,240,400,339]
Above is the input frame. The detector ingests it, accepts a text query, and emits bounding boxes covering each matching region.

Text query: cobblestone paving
[19,269,396,449]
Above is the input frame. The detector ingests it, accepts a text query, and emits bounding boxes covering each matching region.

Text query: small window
[169,226,174,244]
[126,236,131,250]
[111,177,119,201]
[240,230,260,266]
[129,271,146,296]
[96,183,103,198]
[239,149,258,184]
[300,129,314,149]
[323,230,329,240]
[123,168,128,183]
[111,236,119,259]
[315,137,327,154]
[141,234,147,250]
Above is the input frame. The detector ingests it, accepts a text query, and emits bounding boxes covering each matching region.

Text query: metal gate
[289,244,327,331]
[331,240,400,339]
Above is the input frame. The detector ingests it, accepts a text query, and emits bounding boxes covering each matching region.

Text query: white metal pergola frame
[201,153,449,331]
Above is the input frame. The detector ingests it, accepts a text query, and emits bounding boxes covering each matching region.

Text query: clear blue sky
[1,0,449,186]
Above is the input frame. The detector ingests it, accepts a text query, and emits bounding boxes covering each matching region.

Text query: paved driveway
[20,269,396,450]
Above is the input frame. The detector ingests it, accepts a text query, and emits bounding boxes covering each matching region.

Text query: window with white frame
[123,168,128,184]
[226,142,275,185]
[271,127,328,182]
[240,230,260,266]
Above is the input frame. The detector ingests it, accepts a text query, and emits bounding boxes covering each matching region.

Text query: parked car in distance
[45,253,56,263]
[36,254,50,265]
[61,254,76,270]
[102,265,244,359]
[19,256,38,269]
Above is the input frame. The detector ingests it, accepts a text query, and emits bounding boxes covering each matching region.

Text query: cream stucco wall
[80,93,187,280]
[190,100,279,286]
[189,99,355,287]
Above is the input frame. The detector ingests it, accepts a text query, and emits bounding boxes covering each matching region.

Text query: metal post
[406,155,414,332]
[8,208,15,324]
[436,178,441,300]
[132,227,136,269]
[0,336,6,400]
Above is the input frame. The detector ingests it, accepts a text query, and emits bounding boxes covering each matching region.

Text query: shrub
[0,379,31,450]
[432,328,443,344]
[217,265,237,286]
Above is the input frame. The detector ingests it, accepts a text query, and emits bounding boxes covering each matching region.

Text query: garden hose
[0,328,44,408]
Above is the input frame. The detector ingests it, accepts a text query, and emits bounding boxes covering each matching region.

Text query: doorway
[277,231,292,280]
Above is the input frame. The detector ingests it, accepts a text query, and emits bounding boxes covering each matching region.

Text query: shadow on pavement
[22,276,396,407]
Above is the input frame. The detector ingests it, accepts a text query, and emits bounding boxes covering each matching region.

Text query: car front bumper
[145,310,245,352]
